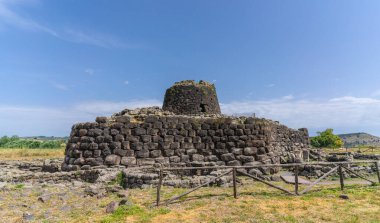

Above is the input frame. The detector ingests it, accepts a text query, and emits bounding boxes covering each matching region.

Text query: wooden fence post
[375,161,380,183]
[294,165,299,195]
[156,168,163,206]
[338,165,344,191]
[232,168,237,199]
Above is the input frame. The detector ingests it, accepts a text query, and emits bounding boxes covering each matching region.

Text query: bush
[310,129,344,148]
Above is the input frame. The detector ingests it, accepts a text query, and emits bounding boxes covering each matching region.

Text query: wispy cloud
[64,29,132,49]
[267,83,275,88]
[124,80,129,85]
[0,0,58,36]
[51,82,68,91]
[0,0,134,49]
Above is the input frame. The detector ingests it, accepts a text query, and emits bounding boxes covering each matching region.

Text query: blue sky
[1,0,380,137]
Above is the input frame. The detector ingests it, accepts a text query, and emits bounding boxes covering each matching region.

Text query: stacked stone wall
[63,111,310,174]
[163,80,221,115]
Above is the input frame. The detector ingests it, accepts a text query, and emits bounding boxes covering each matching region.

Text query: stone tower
[162,80,221,115]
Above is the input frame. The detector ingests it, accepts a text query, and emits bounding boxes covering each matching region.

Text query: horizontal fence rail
[155,160,380,206]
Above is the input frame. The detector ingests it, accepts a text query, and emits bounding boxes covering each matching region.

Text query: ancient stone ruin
[62,80,310,178]
[163,80,221,115]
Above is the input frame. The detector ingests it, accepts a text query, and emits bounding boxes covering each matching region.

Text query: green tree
[310,128,344,148]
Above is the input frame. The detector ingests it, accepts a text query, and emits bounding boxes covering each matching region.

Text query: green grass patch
[101,205,170,223]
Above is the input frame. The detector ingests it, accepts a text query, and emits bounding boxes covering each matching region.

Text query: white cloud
[2,96,380,137]
[124,80,129,85]
[221,96,380,134]
[0,99,162,136]
[329,96,380,104]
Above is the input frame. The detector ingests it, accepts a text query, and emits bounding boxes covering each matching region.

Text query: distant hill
[338,133,380,147]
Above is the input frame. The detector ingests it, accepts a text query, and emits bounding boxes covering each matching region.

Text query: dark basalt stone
[163,80,221,115]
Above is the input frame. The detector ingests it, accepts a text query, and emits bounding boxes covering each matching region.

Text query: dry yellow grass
[0,148,65,160]
[107,178,380,223]
[1,170,379,222]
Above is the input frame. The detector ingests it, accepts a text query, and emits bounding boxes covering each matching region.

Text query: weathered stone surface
[104,155,121,165]
[221,153,235,162]
[163,80,221,115]
[121,157,136,166]
[106,201,119,213]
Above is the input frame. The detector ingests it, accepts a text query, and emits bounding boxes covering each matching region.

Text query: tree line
[0,136,65,149]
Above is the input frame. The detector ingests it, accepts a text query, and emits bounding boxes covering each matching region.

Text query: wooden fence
[155,160,380,206]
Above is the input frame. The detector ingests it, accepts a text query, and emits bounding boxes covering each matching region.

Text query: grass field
[1,177,379,223]
[1,147,379,222]
[0,148,65,160]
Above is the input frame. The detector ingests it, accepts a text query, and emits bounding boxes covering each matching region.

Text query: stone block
[141,135,152,143]
[83,150,92,158]
[150,150,162,158]
[181,155,190,162]
[186,148,197,155]
[89,143,98,150]
[256,154,268,161]
[192,154,205,162]
[144,142,158,150]
[252,140,265,147]
[96,116,107,123]
[79,129,88,137]
[170,142,180,150]
[232,148,243,155]
[93,150,101,157]
[121,157,136,166]
[244,147,257,156]
[110,142,122,150]
[221,153,235,162]
[169,156,181,163]
[164,149,175,157]
[182,142,194,150]
[102,148,112,156]
[134,128,146,135]
[258,147,266,155]
[227,160,241,166]
[122,141,130,150]
[115,116,130,123]
[205,155,219,162]
[236,155,254,163]
[105,155,121,165]
[131,142,143,151]
[110,129,120,136]
[114,148,127,157]
[137,158,155,166]
[136,149,149,158]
